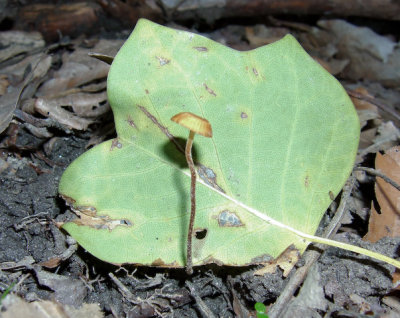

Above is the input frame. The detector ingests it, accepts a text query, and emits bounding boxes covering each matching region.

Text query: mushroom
[171,112,212,274]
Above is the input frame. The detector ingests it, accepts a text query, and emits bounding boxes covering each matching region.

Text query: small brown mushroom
[171,112,212,275]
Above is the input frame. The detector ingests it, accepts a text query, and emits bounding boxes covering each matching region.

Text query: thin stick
[354,166,400,191]
[185,130,196,275]
[109,273,140,304]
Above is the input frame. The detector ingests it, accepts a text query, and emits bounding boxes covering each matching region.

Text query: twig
[108,272,140,304]
[268,175,356,318]
[354,166,400,191]
[12,273,30,292]
[185,281,217,318]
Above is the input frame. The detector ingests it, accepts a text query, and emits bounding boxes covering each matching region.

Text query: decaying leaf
[0,53,52,134]
[364,146,400,243]
[34,268,87,306]
[350,87,379,129]
[59,19,359,267]
[245,25,289,48]
[38,39,123,96]
[358,122,400,160]
[254,246,300,277]
[0,31,45,65]
[34,97,95,130]
[1,294,103,318]
[317,19,400,87]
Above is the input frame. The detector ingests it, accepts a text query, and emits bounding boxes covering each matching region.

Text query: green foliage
[255,302,269,318]
[58,19,359,266]
[0,282,15,305]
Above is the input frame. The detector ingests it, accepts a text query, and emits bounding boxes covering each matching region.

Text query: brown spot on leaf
[155,56,170,66]
[145,89,149,94]
[75,205,97,217]
[60,194,76,206]
[193,46,208,52]
[203,83,217,96]
[70,208,132,232]
[304,175,309,188]
[241,112,248,119]
[110,138,122,151]
[126,115,138,129]
[253,67,259,76]
[151,258,180,267]
[151,258,166,266]
[137,105,184,154]
[329,191,335,200]
[218,210,244,227]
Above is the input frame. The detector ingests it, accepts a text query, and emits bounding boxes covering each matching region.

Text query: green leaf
[59,19,359,266]
[255,302,266,313]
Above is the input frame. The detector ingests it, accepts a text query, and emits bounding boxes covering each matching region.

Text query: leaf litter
[1,15,400,318]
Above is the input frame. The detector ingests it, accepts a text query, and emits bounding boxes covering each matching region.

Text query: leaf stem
[304,235,400,268]
[192,174,400,269]
[185,130,196,275]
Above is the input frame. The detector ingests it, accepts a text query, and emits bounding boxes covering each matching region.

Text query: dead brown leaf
[317,19,400,87]
[254,246,300,277]
[1,294,103,318]
[0,31,45,64]
[34,97,95,130]
[245,25,288,48]
[38,39,123,96]
[0,74,9,95]
[364,146,400,243]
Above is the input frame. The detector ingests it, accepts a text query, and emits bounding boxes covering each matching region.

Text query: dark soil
[1,125,399,317]
[1,7,400,318]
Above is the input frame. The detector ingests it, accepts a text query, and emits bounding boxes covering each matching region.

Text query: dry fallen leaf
[34,97,95,130]
[358,122,400,161]
[1,294,103,318]
[0,31,45,64]
[364,146,400,243]
[245,25,288,48]
[254,246,300,277]
[38,39,123,96]
[317,19,400,87]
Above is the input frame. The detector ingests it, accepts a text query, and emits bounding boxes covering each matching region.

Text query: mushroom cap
[171,112,213,137]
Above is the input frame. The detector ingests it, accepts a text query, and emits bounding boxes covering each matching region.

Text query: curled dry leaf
[38,39,123,96]
[364,146,400,243]
[66,92,109,117]
[34,98,94,130]
[33,91,109,130]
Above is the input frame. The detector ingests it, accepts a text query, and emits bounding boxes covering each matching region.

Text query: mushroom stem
[185,130,196,275]
[170,112,212,274]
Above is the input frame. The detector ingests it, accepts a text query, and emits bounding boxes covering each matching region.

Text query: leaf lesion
[60,200,133,231]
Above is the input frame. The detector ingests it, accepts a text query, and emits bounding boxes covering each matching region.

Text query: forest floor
[1,4,400,318]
